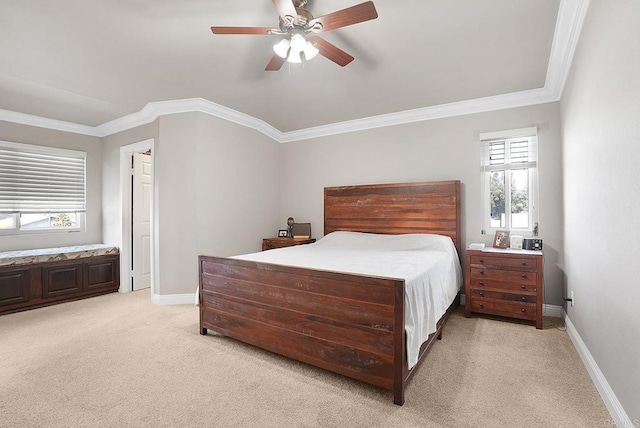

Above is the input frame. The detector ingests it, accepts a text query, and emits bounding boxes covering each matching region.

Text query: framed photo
[278,229,288,237]
[510,235,523,250]
[493,230,510,249]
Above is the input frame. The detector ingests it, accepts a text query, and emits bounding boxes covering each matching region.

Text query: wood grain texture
[199,180,462,405]
[325,180,461,255]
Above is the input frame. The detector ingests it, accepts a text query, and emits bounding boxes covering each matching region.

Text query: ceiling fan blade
[211,26,275,35]
[307,1,378,33]
[308,36,354,67]
[272,0,298,24]
[265,54,286,71]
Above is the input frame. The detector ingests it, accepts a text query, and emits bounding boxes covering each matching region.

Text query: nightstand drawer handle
[479,270,485,275]
[521,308,526,313]
[521,274,527,278]
[479,281,484,286]
[479,292,484,297]
[521,296,526,301]
[479,259,484,263]
[479,303,484,308]
[521,261,526,266]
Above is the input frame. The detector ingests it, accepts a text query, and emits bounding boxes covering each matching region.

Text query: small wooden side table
[262,237,316,251]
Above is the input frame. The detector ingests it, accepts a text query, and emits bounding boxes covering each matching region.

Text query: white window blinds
[0,141,86,213]
[481,127,538,172]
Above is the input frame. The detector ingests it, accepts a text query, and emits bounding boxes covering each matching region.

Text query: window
[480,127,538,234]
[0,140,86,235]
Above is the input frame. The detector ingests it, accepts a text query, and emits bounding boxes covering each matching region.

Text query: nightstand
[262,237,316,251]
[465,248,544,329]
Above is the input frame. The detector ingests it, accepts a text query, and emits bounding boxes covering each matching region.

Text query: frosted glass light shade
[273,38,290,58]
[287,51,302,63]
[289,34,306,52]
[304,42,319,60]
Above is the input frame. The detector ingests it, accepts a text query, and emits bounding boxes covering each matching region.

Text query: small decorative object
[510,235,523,250]
[292,223,311,239]
[287,217,295,237]
[493,230,510,249]
[278,229,288,237]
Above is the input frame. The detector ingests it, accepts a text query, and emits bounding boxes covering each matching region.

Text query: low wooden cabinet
[465,249,543,329]
[0,254,120,315]
[262,237,316,251]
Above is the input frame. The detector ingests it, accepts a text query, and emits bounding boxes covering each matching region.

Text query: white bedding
[232,231,462,369]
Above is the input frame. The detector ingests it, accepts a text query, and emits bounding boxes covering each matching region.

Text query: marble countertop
[0,244,119,267]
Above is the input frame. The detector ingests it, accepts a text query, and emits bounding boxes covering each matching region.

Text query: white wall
[279,103,565,305]
[560,0,640,422]
[101,113,280,296]
[0,120,103,251]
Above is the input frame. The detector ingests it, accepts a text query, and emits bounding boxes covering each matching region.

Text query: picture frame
[510,235,523,250]
[278,229,288,237]
[493,230,510,249]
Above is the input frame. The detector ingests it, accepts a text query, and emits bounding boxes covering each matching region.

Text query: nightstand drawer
[470,298,537,320]
[469,289,536,303]
[469,267,537,285]
[470,255,538,271]
[468,276,538,293]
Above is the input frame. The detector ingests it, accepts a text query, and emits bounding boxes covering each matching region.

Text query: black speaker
[523,238,543,251]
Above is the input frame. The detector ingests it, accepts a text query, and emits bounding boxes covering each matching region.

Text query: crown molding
[0,0,589,144]
[0,108,101,137]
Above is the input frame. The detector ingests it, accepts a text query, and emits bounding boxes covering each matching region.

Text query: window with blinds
[480,127,538,234]
[0,140,86,234]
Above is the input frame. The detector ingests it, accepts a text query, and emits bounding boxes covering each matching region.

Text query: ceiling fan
[211,0,378,71]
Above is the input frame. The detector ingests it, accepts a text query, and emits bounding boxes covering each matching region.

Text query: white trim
[151,293,196,306]
[564,314,635,428]
[118,139,159,299]
[542,304,563,318]
[0,0,590,142]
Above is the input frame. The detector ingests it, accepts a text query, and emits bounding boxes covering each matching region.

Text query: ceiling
[0,0,585,139]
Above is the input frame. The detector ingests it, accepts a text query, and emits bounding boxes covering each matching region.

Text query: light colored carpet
[0,290,611,427]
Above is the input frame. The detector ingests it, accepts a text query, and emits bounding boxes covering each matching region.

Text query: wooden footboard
[199,255,459,405]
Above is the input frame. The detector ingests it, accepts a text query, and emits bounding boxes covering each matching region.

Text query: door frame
[119,139,159,297]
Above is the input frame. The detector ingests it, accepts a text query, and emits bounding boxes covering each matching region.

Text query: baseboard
[151,293,196,306]
[543,304,563,318]
[564,313,635,428]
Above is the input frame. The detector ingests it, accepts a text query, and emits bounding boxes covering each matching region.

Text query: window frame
[480,127,539,236]
[0,140,86,236]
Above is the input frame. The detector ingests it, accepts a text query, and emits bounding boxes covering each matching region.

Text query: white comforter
[233,231,462,369]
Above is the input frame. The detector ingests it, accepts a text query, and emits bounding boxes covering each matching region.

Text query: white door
[132,152,152,291]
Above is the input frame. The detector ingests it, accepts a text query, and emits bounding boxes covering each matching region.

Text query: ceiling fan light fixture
[303,41,319,60]
[287,51,302,64]
[273,38,291,58]
[289,33,307,53]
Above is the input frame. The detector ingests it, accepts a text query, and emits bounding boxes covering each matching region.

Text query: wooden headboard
[324,180,462,254]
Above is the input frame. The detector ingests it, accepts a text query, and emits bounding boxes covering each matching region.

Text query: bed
[199,180,462,405]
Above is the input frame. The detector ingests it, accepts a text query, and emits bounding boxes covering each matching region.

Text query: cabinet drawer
[470,255,537,271]
[470,298,537,320]
[468,276,537,293]
[469,267,537,285]
[470,289,536,303]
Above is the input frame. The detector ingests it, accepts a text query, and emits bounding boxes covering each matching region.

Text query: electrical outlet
[570,291,574,307]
